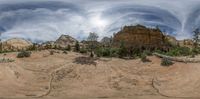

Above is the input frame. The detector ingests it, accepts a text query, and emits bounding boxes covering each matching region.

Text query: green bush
[140,53,151,62]
[161,58,174,66]
[63,50,68,54]
[95,48,109,57]
[74,41,80,52]
[143,50,152,56]
[80,48,87,54]
[17,51,31,58]
[64,45,71,51]
[110,48,120,57]
[0,58,15,63]
[50,50,54,55]
[192,47,200,54]
[95,48,120,57]
[166,47,192,56]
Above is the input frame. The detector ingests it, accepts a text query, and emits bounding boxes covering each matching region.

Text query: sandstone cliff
[113,25,165,50]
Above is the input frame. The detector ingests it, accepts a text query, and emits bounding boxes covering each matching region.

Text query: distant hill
[2,38,33,51]
[41,35,78,49]
[55,35,77,47]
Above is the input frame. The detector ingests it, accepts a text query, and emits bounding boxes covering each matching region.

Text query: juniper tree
[193,28,200,48]
[67,45,71,51]
[74,41,80,52]
[87,32,99,57]
[0,32,2,52]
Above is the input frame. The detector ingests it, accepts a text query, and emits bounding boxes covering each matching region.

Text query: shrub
[110,48,120,57]
[65,45,71,51]
[166,47,192,56]
[80,48,87,54]
[0,58,15,63]
[63,50,68,54]
[161,58,174,66]
[143,50,152,56]
[74,41,80,52]
[192,47,200,54]
[17,51,31,58]
[50,50,54,55]
[90,52,94,57]
[95,48,120,57]
[118,42,128,58]
[140,53,151,62]
[73,56,97,66]
[95,48,110,57]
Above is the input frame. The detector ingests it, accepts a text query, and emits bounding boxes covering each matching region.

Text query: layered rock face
[2,38,33,51]
[113,25,165,49]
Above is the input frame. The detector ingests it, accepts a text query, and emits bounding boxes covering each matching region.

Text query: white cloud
[0,0,200,42]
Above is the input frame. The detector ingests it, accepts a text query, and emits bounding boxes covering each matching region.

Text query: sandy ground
[0,50,200,99]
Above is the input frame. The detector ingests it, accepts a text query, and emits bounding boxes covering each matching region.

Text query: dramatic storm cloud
[0,0,200,42]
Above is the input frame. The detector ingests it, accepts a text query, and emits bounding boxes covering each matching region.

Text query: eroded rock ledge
[154,53,200,63]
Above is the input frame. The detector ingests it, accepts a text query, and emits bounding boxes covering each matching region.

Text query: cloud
[0,0,200,42]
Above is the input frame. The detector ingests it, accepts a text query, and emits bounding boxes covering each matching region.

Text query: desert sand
[0,50,200,99]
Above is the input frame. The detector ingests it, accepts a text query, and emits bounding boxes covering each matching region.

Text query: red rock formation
[113,25,165,50]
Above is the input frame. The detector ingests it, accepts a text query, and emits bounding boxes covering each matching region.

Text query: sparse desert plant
[143,50,152,56]
[193,28,200,48]
[118,42,128,58]
[74,41,80,52]
[166,47,192,56]
[140,53,151,62]
[17,51,31,58]
[0,58,15,63]
[73,56,97,66]
[161,58,174,66]
[50,50,54,55]
[95,48,110,57]
[110,48,120,57]
[191,47,200,54]
[190,53,195,58]
[79,48,87,54]
[66,45,71,51]
[90,52,94,57]
[63,50,68,54]
[87,32,99,57]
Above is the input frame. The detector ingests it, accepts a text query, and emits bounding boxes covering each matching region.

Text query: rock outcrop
[165,35,179,46]
[55,35,77,48]
[178,39,194,48]
[113,25,166,50]
[2,38,33,51]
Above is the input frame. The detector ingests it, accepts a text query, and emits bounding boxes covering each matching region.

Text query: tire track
[33,63,74,98]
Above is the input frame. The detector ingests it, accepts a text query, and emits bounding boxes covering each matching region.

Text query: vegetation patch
[161,58,174,66]
[73,56,97,66]
[0,58,15,63]
[140,53,151,62]
[63,50,68,54]
[17,51,31,58]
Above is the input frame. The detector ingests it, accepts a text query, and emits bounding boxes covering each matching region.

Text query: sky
[0,0,200,42]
